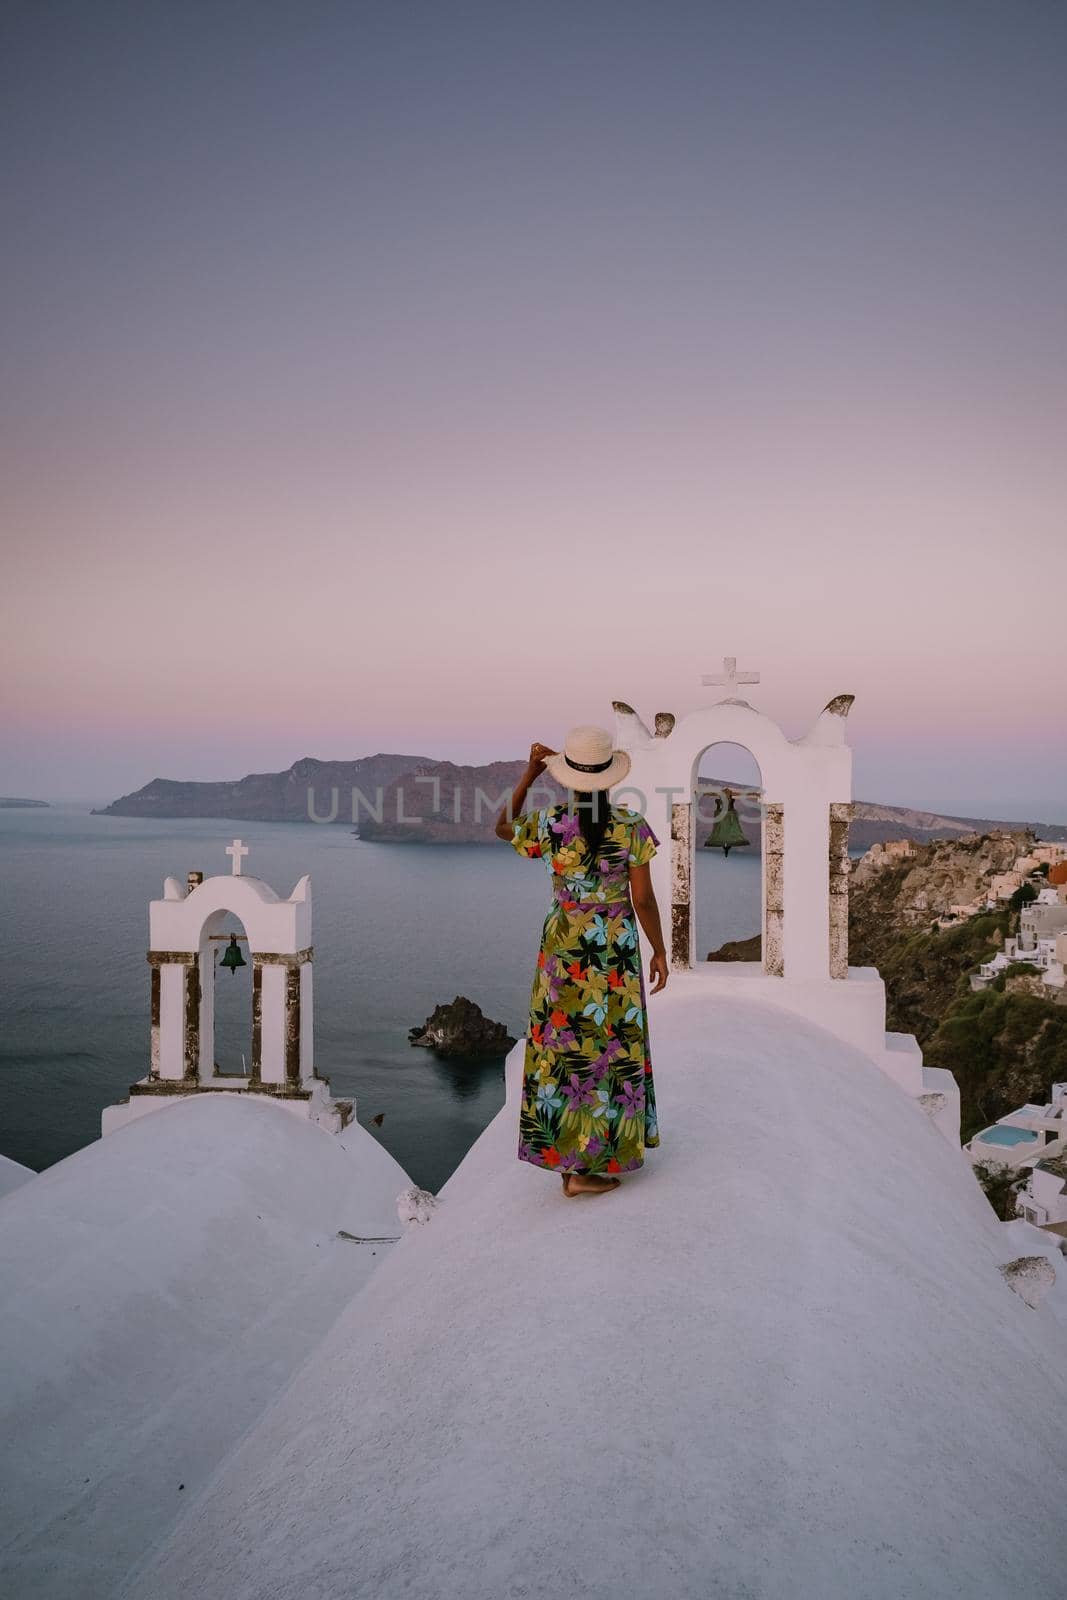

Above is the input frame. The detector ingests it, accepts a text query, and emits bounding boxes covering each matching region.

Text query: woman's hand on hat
[527,742,555,775]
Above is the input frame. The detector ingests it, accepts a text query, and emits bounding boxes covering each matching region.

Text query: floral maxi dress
[510,803,661,1176]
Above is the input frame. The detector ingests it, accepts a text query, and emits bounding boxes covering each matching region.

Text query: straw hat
[544,725,631,792]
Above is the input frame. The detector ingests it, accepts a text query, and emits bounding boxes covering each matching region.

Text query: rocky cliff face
[850,828,1034,927]
[847,830,1029,1036]
[848,828,1067,1140]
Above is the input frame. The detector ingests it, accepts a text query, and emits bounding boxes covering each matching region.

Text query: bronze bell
[219,933,247,974]
[706,792,750,857]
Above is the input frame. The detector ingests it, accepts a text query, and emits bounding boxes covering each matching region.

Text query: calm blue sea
[0,805,763,1190]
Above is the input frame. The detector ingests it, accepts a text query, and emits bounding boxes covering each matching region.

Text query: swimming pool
[975,1125,1038,1147]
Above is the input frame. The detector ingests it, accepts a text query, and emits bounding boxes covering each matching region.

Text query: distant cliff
[848,805,1067,850]
[849,829,1035,932]
[357,762,567,843]
[95,755,431,824]
[97,754,1066,845]
[0,797,49,809]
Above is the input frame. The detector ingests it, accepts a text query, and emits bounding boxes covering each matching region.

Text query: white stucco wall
[1027,1167,1067,1225]
[150,872,311,957]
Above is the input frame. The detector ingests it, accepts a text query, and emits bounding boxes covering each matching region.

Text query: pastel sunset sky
[2,1,1064,818]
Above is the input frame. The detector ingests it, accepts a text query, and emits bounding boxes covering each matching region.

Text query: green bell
[706,792,750,857]
[219,934,247,975]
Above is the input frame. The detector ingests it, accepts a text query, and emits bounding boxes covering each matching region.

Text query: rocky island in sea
[408,997,516,1058]
[0,797,49,808]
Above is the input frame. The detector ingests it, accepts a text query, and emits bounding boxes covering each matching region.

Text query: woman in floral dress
[495,725,669,1198]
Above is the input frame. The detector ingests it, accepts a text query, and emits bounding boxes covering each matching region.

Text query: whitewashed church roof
[111,988,1067,1600]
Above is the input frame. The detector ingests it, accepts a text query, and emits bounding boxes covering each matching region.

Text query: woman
[495,724,669,1198]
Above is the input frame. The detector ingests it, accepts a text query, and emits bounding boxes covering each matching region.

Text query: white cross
[226,838,249,875]
[702,655,760,692]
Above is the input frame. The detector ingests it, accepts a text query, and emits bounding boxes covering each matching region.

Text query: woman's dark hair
[569,789,612,867]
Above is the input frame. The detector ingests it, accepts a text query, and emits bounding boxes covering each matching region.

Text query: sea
[0,803,767,1191]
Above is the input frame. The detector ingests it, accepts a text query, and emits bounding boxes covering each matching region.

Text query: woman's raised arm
[494,742,555,841]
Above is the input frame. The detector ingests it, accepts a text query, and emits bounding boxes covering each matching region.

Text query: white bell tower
[103,841,352,1135]
[611,663,958,1140]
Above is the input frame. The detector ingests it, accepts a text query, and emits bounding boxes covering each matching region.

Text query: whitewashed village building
[1017,1148,1067,1235]
[1,666,1066,1600]
[973,888,1067,992]
[966,1083,1067,1171]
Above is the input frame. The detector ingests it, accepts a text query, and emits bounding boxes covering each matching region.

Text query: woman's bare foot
[562,1172,621,1197]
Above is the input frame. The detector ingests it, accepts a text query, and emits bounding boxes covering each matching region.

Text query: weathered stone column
[249,959,263,1086]
[670,801,692,968]
[183,955,201,1082]
[829,801,853,979]
[149,963,161,1079]
[763,804,785,977]
[284,965,301,1085]
[248,948,313,1091]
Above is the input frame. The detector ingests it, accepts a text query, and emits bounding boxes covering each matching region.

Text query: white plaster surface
[0,1094,410,1600]
[674,961,889,1058]
[100,1088,316,1136]
[118,991,1067,1600]
[0,1152,35,1200]
[149,872,311,957]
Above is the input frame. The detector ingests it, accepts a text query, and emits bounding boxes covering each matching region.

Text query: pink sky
[2,3,1065,818]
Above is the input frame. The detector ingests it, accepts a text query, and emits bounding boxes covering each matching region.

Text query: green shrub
[971,1159,1025,1221]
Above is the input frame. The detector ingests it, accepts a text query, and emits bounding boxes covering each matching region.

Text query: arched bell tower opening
[693,742,765,963]
[201,908,252,1078]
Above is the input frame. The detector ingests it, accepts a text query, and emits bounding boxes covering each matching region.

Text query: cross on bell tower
[226,839,249,875]
[701,656,760,698]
